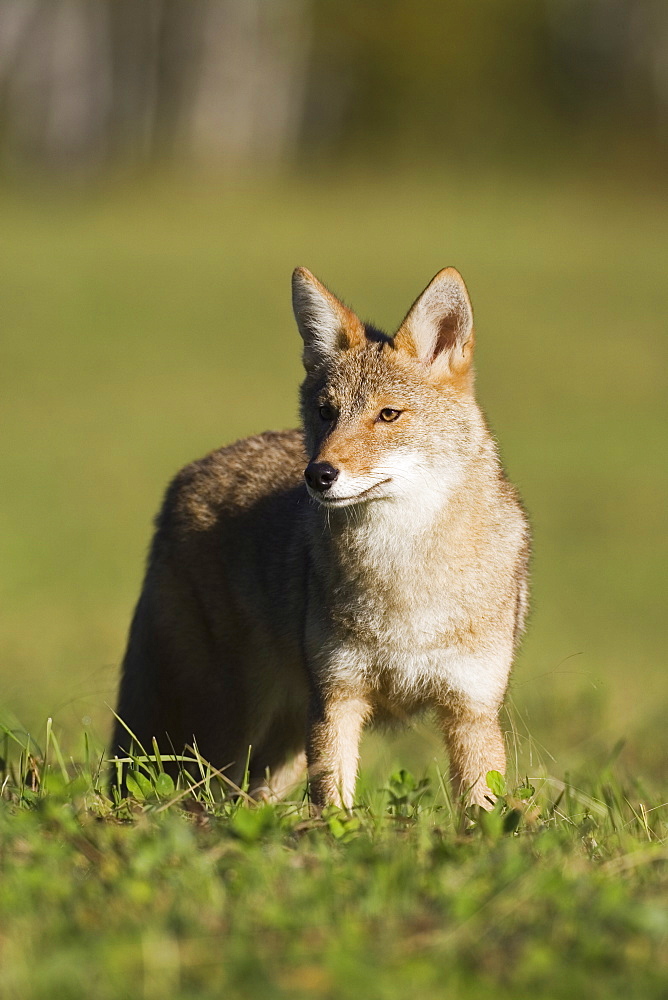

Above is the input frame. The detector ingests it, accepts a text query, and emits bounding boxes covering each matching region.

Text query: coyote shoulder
[114,267,530,808]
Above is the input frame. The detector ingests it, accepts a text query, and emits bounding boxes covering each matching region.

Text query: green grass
[1,727,667,1000]
[0,167,666,996]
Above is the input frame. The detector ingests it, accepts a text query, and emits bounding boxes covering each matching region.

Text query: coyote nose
[305,461,339,492]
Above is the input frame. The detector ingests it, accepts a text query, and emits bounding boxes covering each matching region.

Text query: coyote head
[293,267,483,510]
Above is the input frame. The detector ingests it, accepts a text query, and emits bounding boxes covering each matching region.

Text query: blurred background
[0,0,666,785]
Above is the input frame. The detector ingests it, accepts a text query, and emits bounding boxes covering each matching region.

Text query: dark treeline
[0,0,666,172]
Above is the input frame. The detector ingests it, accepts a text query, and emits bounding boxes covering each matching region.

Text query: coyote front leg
[438,705,506,809]
[306,692,371,810]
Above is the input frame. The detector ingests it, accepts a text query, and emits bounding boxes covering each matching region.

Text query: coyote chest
[309,509,511,711]
[330,540,467,649]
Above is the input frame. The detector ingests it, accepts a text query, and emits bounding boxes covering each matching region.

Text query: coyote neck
[308,460,492,600]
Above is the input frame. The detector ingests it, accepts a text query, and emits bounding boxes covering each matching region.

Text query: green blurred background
[0,0,666,784]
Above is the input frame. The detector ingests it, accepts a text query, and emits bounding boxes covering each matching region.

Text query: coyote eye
[319,404,336,421]
[378,408,402,422]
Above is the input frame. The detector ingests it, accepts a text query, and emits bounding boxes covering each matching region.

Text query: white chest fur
[327,639,511,715]
[312,499,514,714]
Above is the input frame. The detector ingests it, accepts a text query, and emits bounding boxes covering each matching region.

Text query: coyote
[113,267,530,808]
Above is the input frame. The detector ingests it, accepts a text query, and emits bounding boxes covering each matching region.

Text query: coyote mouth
[310,478,392,506]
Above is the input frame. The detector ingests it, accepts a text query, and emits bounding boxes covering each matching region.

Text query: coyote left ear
[394,268,474,376]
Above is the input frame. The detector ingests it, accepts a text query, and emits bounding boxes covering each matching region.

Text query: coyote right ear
[292,268,365,369]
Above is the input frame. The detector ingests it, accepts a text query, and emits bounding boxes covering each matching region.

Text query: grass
[1,723,667,1000]
[0,166,666,996]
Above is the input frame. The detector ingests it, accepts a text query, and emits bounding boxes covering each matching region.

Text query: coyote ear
[394,268,474,375]
[292,267,365,369]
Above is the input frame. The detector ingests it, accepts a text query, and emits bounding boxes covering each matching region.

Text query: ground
[1,735,667,1000]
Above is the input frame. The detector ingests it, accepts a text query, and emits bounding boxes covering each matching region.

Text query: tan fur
[113,268,530,810]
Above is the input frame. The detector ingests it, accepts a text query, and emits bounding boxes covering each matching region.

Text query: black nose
[305,461,339,492]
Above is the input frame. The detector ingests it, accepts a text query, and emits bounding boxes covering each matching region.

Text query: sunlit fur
[114,268,530,810]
